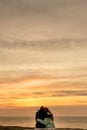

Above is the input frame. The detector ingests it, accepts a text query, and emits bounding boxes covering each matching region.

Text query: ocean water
[0,116,87,129]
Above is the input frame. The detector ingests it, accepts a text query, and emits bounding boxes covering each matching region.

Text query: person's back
[35,106,46,128]
[37,112,55,128]
[37,117,55,128]
[45,117,55,128]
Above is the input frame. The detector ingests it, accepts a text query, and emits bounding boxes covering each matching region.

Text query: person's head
[44,107,50,113]
[46,112,52,118]
[45,107,54,120]
[40,106,44,110]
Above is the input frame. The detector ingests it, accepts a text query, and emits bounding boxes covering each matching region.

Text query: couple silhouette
[35,106,55,128]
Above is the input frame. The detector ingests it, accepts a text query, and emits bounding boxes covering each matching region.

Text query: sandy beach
[0,126,86,130]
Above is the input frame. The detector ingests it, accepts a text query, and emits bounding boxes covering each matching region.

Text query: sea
[0,116,87,129]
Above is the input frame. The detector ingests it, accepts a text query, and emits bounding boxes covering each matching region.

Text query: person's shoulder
[36,109,40,113]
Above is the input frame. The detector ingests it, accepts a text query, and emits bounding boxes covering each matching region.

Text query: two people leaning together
[35,106,55,128]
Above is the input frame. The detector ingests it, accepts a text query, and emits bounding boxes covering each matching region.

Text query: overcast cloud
[0,0,87,115]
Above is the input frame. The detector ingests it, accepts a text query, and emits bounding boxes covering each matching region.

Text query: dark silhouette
[44,107,54,121]
[35,106,46,128]
[35,106,55,128]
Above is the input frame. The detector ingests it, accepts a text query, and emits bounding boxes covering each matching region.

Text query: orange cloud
[0,75,87,108]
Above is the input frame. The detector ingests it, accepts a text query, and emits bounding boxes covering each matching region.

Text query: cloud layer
[1,0,87,41]
[0,0,87,109]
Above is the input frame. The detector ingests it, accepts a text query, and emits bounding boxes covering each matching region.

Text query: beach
[0,116,87,130]
[0,126,86,130]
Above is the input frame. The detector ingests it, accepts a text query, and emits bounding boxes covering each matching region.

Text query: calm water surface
[0,116,87,129]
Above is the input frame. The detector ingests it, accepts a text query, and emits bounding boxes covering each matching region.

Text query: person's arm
[37,118,47,125]
[35,112,38,121]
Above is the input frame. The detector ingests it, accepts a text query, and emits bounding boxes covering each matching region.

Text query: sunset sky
[0,0,87,116]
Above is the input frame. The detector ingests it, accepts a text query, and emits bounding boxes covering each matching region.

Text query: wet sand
[0,126,86,130]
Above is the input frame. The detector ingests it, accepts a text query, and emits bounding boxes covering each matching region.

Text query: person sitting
[37,107,55,128]
[35,106,46,128]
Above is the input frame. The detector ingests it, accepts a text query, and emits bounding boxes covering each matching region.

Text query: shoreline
[0,126,86,130]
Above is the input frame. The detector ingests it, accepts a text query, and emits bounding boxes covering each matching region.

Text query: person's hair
[45,107,54,120]
[40,106,44,110]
